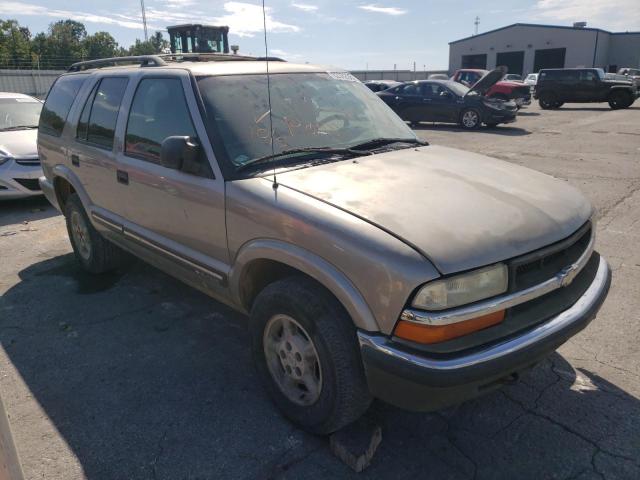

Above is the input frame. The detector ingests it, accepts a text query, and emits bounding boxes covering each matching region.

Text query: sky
[0,0,638,70]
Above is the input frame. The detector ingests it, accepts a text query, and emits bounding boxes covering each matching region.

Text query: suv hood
[275,145,592,274]
[466,67,507,97]
[0,129,38,157]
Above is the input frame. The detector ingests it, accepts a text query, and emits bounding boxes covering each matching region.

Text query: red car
[452,69,531,108]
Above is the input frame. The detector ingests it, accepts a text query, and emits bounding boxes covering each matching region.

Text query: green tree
[128,31,168,56]
[0,19,32,68]
[83,31,118,59]
[45,20,87,68]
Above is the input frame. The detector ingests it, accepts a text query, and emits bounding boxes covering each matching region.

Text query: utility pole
[474,16,480,36]
[140,0,149,41]
[413,61,416,80]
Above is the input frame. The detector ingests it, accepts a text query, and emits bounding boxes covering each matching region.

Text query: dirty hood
[275,145,592,274]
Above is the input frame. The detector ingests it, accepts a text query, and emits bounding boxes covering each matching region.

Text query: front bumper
[0,159,43,199]
[357,255,610,411]
[483,109,517,125]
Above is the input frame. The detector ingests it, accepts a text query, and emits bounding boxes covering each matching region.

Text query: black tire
[555,101,564,108]
[539,92,557,110]
[608,91,632,109]
[459,108,481,129]
[64,194,128,274]
[250,276,372,434]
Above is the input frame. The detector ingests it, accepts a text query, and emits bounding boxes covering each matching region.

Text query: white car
[0,92,43,199]
[524,73,538,87]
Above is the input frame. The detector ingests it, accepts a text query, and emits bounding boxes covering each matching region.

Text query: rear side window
[76,77,128,149]
[125,78,197,163]
[39,75,87,137]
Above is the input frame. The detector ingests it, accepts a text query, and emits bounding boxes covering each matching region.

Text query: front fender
[229,239,380,332]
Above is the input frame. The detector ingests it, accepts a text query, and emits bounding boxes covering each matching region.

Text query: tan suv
[38,54,610,434]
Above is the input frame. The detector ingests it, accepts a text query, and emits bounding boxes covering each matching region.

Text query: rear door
[114,70,229,287]
[68,76,129,219]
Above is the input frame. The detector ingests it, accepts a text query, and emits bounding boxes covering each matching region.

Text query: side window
[125,78,197,164]
[401,84,419,96]
[39,75,87,137]
[77,78,128,149]
[419,83,434,97]
[76,83,98,141]
[580,70,597,82]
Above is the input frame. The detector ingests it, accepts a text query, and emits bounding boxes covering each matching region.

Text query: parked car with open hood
[535,68,637,109]
[0,93,43,199]
[452,68,531,108]
[377,70,518,129]
[363,80,402,92]
[38,54,610,434]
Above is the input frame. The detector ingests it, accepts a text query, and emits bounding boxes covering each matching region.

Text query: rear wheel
[539,92,557,109]
[460,108,481,129]
[64,194,128,274]
[608,91,632,109]
[250,276,372,434]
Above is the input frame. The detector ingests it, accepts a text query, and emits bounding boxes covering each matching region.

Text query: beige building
[449,23,640,76]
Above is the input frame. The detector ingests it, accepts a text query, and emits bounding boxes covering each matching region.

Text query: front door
[115,71,229,289]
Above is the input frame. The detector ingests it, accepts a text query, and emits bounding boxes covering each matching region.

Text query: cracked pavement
[1,103,639,479]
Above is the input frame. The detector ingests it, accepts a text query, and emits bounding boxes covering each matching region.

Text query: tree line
[0,19,168,70]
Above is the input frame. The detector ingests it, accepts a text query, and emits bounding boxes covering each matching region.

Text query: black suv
[534,68,637,110]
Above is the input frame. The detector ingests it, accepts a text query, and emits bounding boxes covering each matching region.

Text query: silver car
[0,93,43,199]
[38,55,610,434]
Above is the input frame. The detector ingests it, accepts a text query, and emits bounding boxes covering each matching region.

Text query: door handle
[71,154,80,167]
[116,170,129,185]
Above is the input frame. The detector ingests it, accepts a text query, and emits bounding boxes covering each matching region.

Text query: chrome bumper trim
[360,255,609,372]
[401,230,595,326]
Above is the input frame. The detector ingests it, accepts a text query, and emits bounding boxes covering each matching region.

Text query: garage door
[461,54,487,69]
[496,51,524,76]
[533,48,566,73]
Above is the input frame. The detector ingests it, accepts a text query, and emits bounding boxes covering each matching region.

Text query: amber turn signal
[394,310,506,345]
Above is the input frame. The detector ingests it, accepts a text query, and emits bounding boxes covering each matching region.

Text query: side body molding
[229,239,380,332]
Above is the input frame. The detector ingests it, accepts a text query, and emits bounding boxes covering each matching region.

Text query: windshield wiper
[0,125,38,131]
[348,137,428,151]
[236,147,371,172]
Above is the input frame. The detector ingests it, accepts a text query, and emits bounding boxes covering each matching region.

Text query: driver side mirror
[440,90,452,98]
[160,136,201,171]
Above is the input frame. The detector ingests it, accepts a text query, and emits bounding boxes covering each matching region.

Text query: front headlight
[482,99,506,110]
[412,263,508,310]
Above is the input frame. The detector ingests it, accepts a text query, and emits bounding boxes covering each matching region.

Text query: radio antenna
[261,0,278,189]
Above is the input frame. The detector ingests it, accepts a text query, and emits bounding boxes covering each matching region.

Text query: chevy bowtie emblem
[559,264,579,287]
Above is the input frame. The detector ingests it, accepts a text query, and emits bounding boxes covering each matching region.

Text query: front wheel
[460,108,481,129]
[608,91,632,109]
[250,276,372,434]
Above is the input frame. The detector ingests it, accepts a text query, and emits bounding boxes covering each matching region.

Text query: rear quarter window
[39,75,87,137]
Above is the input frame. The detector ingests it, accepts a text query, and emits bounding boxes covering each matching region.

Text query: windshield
[196,72,416,168]
[0,97,42,130]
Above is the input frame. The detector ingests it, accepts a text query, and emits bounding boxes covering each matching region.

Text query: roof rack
[67,53,287,72]
[67,55,167,72]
